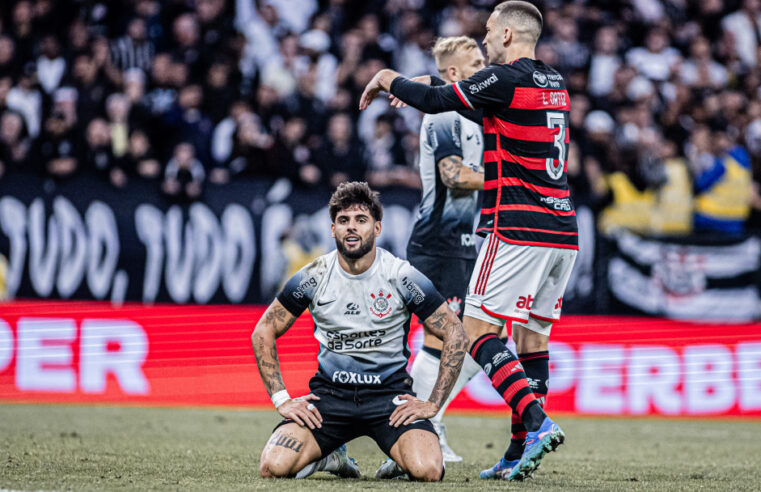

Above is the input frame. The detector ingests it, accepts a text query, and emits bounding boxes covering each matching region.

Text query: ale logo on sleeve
[369,290,393,318]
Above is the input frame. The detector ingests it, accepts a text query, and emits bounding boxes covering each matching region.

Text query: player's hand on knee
[389,394,439,428]
[278,393,323,430]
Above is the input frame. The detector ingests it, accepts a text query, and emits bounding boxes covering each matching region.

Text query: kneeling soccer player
[253,181,469,481]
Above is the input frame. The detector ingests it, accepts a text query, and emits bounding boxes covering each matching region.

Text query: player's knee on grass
[391,429,443,482]
[259,451,296,478]
[406,461,444,482]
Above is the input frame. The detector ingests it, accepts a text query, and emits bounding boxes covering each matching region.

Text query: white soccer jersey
[277,248,444,386]
[408,111,483,259]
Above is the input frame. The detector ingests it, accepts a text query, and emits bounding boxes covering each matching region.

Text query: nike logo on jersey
[466,133,476,140]
[316,298,336,306]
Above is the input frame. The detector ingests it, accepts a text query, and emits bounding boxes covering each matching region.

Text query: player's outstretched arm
[360,69,463,114]
[252,300,323,429]
[389,303,470,427]
[438,155,484,190]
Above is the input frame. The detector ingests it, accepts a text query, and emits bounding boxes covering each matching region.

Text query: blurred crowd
[0,0,760,234]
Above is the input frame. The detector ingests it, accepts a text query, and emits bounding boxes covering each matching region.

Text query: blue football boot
[506,417,565,481]
[480,457,520,479]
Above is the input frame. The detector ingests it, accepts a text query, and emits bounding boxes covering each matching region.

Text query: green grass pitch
[1,404,760,491]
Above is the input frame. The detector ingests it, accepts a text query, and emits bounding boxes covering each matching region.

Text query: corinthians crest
[369,289,393,318]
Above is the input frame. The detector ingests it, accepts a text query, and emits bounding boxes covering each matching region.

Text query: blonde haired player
[377,36,500,478]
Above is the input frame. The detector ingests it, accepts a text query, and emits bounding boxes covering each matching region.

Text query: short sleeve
[452,65,515,111]
[276,265,320,317]
[425,113,463,163]
[396,263,446,321]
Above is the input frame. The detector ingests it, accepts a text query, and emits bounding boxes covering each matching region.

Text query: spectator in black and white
[0,110,31,177]
[261,34,304,99]
[197,0,236,61]
[722,0,761,67]
[71,53,113,124]
[210,111,274,184]
[0,36,20,78]
[165,84,213,162]
[37,87,80,178]
[365,112,419,189]
[265,0,318,34]
[172,14,202,80]
[162,142,205,200]
[299,29,337,103]
[110,17,155,73]
[394,12,435,77]
[626,27,681,82]
[265,116,318,185]
[85,117,126,188]
[680,36,729,89]
[549,17,589,74]
[588,27,622,98]
[314,112,365,188]
[282,67,327,139]
[211,100,251,166]
[9,1,36,62]
[126,129,161,179]
[66,20,91,61]
[34,37,66,94]
[236,0,281,83]
[203,58,236,123]
[6,63,41,138]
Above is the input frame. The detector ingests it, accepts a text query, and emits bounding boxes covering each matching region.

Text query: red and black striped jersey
[390,58,578,250]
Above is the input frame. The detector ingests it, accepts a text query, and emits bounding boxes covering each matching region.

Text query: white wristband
[271,390,291,409]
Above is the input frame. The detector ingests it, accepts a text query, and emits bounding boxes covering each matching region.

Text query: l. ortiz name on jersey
[276,248,445,387]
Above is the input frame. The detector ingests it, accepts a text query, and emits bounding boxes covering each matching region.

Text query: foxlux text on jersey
[325,329,387,351]
[332,371,382,385]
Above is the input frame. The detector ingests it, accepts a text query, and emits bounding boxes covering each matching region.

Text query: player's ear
[331,223,335,238]
[374,219,381,237]
[447,65,458,82]
[504,25,512,46]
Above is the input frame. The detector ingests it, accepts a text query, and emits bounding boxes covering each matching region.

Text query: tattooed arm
[438,155,484,190]
[389,302,470,427]
[421,303,470,408]
[252,299,323,429]
[252,299,296,396]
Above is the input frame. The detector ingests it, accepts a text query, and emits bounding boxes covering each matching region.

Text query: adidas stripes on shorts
[464,233,577,335]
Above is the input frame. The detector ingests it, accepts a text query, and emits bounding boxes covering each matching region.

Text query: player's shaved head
[329,181,383,222]
[494,1,543,46]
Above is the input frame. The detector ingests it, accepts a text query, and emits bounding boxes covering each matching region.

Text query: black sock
[504,351,550,460]
[469,334,545,431]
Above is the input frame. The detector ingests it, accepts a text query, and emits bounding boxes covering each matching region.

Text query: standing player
[401,36,486,464]
[360,1,577,481]
[253,182,470,482]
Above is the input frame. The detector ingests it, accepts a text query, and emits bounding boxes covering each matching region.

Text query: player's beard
[335,234,374,260]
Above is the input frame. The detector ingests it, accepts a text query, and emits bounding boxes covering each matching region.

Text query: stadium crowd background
[0,0,760,236]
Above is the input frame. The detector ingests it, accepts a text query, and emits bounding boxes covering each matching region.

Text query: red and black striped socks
[469,334,545,432]
[504,351,550,460]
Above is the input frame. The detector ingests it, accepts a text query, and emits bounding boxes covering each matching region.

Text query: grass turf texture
[1,404,760,491]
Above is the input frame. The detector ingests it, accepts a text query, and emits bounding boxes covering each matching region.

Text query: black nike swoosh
[466,134,475,140]
[316,299,336,306]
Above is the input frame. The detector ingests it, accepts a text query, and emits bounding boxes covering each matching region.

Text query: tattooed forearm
[438,156,462,189]
[437,155,484,190]
[424,304,470,408]
[252,301,297,396]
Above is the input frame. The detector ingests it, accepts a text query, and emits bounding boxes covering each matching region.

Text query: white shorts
[464,233,577,335]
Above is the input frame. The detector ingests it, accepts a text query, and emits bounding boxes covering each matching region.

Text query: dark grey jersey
[408,111,483,259]
[277,248,445,386]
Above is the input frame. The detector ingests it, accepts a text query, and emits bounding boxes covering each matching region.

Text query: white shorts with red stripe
[464,233,577,334]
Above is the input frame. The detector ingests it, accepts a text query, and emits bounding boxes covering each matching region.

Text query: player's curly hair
[328,181,383,222]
